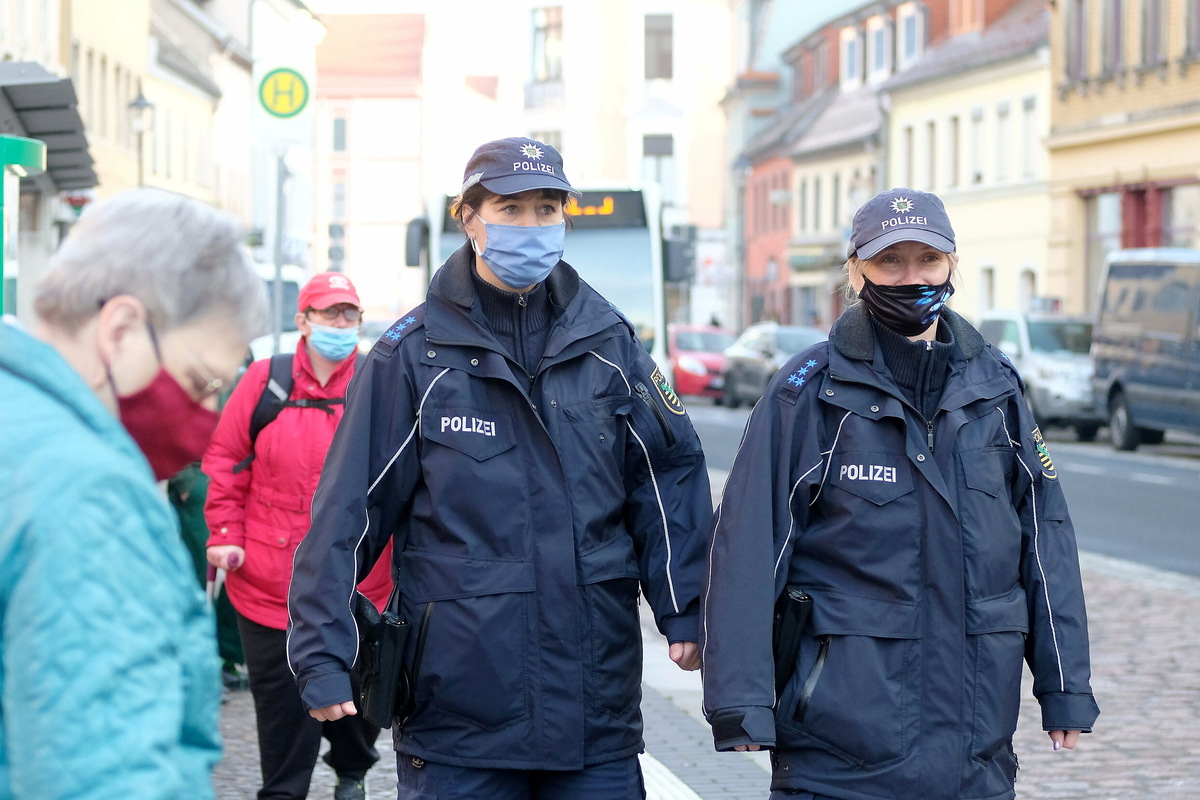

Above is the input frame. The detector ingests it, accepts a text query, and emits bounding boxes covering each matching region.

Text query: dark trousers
[394,754,645,800]
[237,613,380,800]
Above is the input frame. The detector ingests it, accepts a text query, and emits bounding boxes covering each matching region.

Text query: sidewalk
[213,546,1200,800]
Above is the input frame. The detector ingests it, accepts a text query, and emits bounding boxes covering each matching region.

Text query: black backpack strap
[232,354,295,475]
[230,352,366,475]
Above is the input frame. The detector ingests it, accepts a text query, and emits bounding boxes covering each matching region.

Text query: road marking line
[1129,472,1176,485]
[641,753,703,800]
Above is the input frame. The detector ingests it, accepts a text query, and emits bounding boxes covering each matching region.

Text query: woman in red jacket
[204,272,392,800]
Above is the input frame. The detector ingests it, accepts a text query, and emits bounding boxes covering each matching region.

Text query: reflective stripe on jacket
[701,305,1099,800]
[287,245,711,770]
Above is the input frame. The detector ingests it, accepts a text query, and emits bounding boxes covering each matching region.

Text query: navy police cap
[461,137,580,196]
[848,187,956,260]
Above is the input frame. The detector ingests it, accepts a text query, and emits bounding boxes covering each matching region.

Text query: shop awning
[0,62,96,191]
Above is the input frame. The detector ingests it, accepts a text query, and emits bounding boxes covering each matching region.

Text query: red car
[668,324,737,402]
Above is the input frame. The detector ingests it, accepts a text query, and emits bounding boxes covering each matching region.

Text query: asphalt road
[686,399,1200,577]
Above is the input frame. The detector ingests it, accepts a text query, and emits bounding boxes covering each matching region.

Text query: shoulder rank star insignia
[650,366,686,415]
[1031,427,1058,480]
[383,315,418,341]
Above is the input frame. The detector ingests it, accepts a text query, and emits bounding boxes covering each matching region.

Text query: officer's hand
[206,545,245,571]
[734,744,762,752]
[669,641,700,671]
[1048,730,1081,751]
[310,701,357,722]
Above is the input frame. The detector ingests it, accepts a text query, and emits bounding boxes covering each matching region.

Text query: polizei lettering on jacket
[440,415,497,437]
[514,161,556,175]
[839,463,898,483]
[881,215,927,230]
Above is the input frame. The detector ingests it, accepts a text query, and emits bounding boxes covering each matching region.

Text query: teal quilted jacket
[0,320,221,799]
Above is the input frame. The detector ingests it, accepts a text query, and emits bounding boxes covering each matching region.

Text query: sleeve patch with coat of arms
[650,366,686,415]
[1031,427,1058,480]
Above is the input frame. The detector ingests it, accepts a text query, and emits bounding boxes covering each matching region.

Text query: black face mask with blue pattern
[858,271,955,337]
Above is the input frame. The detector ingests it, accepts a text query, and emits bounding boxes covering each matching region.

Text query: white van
[978,311,1103,441]
[249,263,307,361]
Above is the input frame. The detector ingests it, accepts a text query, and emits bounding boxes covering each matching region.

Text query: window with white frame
[1189,0,1200,56]
[897,3,924,66]
[867,17,890,81]
[532,7,563,83]
[926,120,937,190]
[995,101,1010,184]
[644,14,673,80]
[1101,0,1124,75]
[1066,0,1089,82]
[948,115,960,187]
[970,107,984,184]
[1021,96,1037,179]
[1142,0,1166,67]
[832,173,842,230]
[903,125,914,187]
[799,177,808,232]
[840,27,862,87]
[813,175,823,231]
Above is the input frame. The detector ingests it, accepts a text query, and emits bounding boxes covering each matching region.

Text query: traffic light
[663,224,696,282]
[328,222,345,272]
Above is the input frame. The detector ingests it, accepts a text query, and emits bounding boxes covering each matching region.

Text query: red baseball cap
[297,271,360,311]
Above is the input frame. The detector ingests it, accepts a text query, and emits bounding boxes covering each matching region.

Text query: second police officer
[287,137,711,799]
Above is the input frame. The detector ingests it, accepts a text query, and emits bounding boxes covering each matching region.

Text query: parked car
[358,318,394,355]
[668,324,737,402]
[721,322,826,408]
[978,310,1103,441]
[1091,247,1200,450]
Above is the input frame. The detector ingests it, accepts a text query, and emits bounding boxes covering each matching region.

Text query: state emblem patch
[650,366,686,415]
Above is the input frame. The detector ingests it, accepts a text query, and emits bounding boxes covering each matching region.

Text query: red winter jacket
[203,341,392,629]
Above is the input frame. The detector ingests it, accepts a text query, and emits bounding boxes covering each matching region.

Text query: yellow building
[885,0,1052,321]
[1047,0,1200,312]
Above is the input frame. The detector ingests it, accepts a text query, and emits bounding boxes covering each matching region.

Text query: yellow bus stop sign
[259,68,309,118]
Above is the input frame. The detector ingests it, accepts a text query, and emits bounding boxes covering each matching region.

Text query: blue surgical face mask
[307,322,359,361]
[472,219,565,289]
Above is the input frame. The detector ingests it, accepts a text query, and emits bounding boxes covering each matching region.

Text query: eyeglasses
[306,306,362,323]
[181,349,226,399]
[146,314,226,400]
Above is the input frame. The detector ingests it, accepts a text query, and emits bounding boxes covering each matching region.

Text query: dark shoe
[221,663,250,691]
[333,776,367,800]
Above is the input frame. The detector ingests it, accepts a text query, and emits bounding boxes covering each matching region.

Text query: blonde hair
[843,251,960,301]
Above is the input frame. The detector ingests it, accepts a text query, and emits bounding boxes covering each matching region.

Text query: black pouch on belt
[352,589,411,729]
[772,586,812,699]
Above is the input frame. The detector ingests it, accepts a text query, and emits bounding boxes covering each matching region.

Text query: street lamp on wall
[128,89,155,186]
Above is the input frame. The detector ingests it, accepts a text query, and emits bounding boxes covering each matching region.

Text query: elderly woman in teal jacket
[0,189,265,799]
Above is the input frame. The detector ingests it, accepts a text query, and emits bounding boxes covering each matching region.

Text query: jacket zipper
[633,382,676,446]
[793,635,830,723]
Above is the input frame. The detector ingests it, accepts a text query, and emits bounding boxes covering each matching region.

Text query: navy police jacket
[288,244,710,770]
[701,304,1099,800]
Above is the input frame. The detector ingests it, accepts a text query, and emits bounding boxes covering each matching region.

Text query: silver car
[978,311,1103,441]
[721,322,827,408]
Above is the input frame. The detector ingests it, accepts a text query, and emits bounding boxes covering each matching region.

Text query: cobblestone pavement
[213,549,1200,799]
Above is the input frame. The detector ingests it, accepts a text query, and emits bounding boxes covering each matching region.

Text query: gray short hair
[33,188,266,340]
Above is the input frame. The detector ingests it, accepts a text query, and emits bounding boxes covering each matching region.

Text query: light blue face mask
[307,322,359,361]
[473,220,566,289]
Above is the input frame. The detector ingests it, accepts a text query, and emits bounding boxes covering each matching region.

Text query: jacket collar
[831,303,985,363]
[425,242,622,360]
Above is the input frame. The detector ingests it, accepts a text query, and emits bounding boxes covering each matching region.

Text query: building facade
[884,0,1052,320]
[313,12,425,318]
[1047,0,1200,312]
